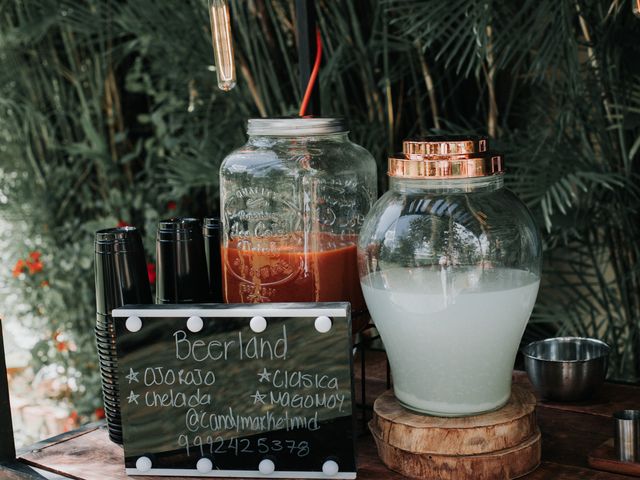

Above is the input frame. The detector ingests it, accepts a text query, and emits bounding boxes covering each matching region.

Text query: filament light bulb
[209,0,236,91]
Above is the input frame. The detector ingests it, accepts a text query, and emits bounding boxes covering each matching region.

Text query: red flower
[117,220,129,228]
[13,252,44,276]
[41,280,50,287]
[53,331,68,352]
[26,260,43,274]
[94,407,105,420]
[12,259,25,277]
[167,201,177,211]
[147,263,156,284]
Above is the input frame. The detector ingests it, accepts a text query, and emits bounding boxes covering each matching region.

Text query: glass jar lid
[247,117,347,136]
[389,135,504,179]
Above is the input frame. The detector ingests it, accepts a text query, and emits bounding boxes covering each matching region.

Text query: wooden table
[10,360,640,479]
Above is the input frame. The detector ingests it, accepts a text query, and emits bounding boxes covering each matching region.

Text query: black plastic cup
[203,217,223,303]
[101,388,120,397]
[101,388,119,396]
[102,393,120,402]
[95,336,114,344]
[102,401,122,414]
[95,336,113,345]
[94,226,152,445]
[99,372,119,383]
[96,348,116,359]
[95,328,115,339]
[102,396,120,406]
[100,381,119,391]
[97,353,119,366]
[156,218,210,303]
[103,408,122,420]
[96,351,117,363]
[96,342,113,354]
[95,335,113,343]
[95,318,116,331]
[97,367,118,379]
[95,329,115,340]
[97,361,119,372]
[103,412,120,421]
[95,329,115,339]
[95,227,152,315]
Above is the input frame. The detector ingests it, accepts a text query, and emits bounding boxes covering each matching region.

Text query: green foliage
[0,0,639,425]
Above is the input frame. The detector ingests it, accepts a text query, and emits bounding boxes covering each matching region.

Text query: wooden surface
[511,370,640,479]
[588,439,640,477]
[368,385,540,479]
[370,385,537,455]
[371,426,540,480]
[369,386,540,479]
[0,468,38,480]
[16,354,640,479]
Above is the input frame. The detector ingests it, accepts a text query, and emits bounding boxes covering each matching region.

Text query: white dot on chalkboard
[187,316,204,333]
[315,316,333,333]
[196,457,213,473]
[250,316,267,333]
[322,459,339,476]
[126,316,142,332]
[258,458,275,474]
[135,456,152,472]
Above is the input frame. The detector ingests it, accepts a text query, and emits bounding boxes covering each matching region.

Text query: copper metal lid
[403,135,487,157]
[389,135,504,179]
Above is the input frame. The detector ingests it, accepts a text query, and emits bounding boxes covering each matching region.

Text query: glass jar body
[221,132,377,315]
[358,176,542,416]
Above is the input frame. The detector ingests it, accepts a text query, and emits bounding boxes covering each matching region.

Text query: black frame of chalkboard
[0,319,49,479]
[113,302,357,479]
[0,320,16,464]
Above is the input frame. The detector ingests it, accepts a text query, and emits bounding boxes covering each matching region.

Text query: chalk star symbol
[257,367,271,383]
[251,390,267,405]
[125,368,139,384]
[127,391,140,405]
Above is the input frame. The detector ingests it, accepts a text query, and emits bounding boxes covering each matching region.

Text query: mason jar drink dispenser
[358,136,542,416]
[220,118,377,328]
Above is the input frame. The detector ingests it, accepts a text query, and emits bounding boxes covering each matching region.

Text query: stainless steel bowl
[522,337,610,402]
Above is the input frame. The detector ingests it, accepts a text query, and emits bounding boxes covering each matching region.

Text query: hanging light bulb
[208,0,236,91]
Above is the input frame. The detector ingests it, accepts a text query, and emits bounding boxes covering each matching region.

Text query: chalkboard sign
[113,303,356,479]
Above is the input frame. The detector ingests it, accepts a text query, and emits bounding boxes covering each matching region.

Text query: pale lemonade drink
[362,267,540,416]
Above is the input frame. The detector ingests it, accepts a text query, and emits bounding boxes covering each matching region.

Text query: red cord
[298,27,322,117]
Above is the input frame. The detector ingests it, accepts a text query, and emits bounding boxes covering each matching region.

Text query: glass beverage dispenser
[220,118,377,328]
[358,136,542,416]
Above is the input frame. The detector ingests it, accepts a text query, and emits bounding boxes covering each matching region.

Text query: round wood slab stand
[369,386,541,479]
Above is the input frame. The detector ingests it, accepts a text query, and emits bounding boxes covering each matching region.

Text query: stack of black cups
[94,227,151,444]
[156,218,210,303]
[94,218,222,444]
[156,217,222,303]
